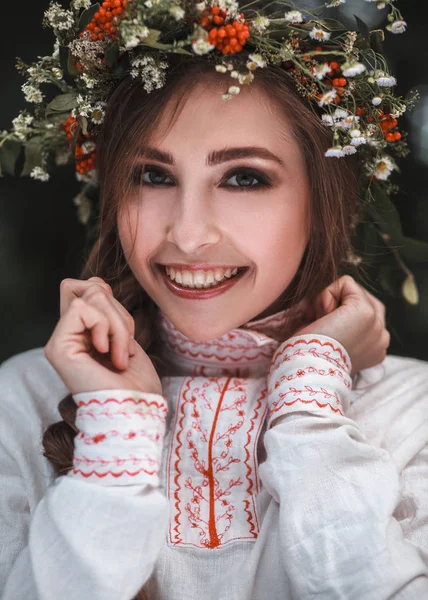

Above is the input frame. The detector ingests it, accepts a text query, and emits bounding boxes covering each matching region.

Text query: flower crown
[1,0,427,304]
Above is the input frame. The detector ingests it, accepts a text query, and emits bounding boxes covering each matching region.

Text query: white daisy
[350,136,367,146]
[309,27,331,42]
[247,54,266,69]
[317,89,337,106]
[251,16,270,32]
[372,96,382,106]
[313,63,332,80]
[321,114,334,127]
[373,155,395,180]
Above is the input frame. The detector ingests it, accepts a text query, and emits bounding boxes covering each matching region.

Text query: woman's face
[117,80,310,341]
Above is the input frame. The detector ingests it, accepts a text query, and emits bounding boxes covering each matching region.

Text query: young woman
[1,43,428,600]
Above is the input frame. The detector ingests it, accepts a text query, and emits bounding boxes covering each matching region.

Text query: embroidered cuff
[69,389,168,486]
[266,334,352,428]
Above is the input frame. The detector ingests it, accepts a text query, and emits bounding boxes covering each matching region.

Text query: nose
[165,189,221,254]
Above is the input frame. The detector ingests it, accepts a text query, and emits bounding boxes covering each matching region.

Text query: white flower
[321,114,334,127]
[390,103,407,118]
[313,63,332,80]
[326,0,345,6]
[251,16,270,32]
[350,136,366,146]
[284,10,303,23]
[333,108,348,120]
[342,145,357,155]
[76,94,92,117]
[350,128,361,138]
[12,112,34,141]
[342,62,366,77]
[230,70,239,79]
[228,86,240,95]
[247,53,266,69]
[317,89,337,106]
[195,2,207,12]
[375,74,397,87]
[215,64,228,73]
[81,140,96,154]
[121,20,150,49]
[372,96,382,106]
[81,73,96,88]
[44,2,75,31]
[222,93,232,101]
[71,0,91,10]
[238,72,254,85]
[373,155,395,180]
[391,20,407,34]
[27,66,49,84]
[22,83,44,103]
[337,115,359,130]
[130,55,169,93]
[218,0,240,18]
[325,146,345,158]
[309,27,331,42]
[192,38,215,55]
[30,167,50,182]
[169,6,185,21]
[91,103,106,124]
[52,67,63,80]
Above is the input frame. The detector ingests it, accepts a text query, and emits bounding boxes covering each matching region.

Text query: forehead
[149,79,297,153]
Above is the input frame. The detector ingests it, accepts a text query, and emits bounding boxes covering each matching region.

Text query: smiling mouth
[157,264,249,297]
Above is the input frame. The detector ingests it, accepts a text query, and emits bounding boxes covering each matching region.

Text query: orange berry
[394,131,402,140]
[385,132,395,142]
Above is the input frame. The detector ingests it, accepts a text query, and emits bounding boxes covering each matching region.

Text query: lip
[158,264,249,299]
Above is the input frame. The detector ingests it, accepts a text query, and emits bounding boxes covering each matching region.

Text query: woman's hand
[292,275,390,375]
[44,276,163,396]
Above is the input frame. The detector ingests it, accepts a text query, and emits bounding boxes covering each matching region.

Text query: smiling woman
[90,54,358,346]
[3,11,428,600]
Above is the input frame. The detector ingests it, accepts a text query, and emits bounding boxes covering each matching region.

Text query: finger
[60,277,113,317]
[82,287,136,356]
[80,288,132,369]
[48,298,111,360]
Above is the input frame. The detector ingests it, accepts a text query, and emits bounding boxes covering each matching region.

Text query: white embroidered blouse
[1,308,428,600]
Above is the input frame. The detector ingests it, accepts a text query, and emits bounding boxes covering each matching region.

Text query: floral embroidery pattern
[167,376,268,549]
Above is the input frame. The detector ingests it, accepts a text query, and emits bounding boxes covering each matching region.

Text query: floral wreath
[1,0,427,304]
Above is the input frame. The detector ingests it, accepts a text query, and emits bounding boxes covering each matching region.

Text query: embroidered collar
[157,308,291,378]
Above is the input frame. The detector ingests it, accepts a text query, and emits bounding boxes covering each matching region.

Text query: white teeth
[165,266,241,288]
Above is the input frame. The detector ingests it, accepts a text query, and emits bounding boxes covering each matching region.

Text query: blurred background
[0,0,427,365]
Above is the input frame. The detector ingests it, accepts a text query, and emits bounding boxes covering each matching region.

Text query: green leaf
[365,187,403,240]
[79,3,100,31]
[354,15,369,38]
[369,30,384,54]
[0,138,23,176]
[399,236,428,262]
[46,91,78,115]
[21,136,44,177]
[319,18,348,32]
[105,42,120,67]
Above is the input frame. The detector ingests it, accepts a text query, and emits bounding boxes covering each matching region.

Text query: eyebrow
[141,146,285,167]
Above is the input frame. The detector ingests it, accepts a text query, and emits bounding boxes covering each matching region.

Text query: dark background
[1,0,427,365]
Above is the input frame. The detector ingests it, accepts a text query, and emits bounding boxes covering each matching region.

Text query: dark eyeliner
[220,168,273,190]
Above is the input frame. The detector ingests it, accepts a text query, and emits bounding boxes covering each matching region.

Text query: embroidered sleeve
[2,388,170,600]
[259,334,428,599]
[70,388,168,486]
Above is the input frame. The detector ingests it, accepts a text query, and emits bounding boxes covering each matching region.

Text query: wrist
[266,334,352,428]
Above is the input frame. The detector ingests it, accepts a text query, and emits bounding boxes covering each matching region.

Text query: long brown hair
[42,52,360,600]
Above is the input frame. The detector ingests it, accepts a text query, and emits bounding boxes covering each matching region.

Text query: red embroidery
[167,376,267,549]
[269,386,344,417]
[77,428,161,444]
[72,467,158,478]
[268,338,350,378]
[73,455,158,468]
[269,365,351,394]
[76,407,167,423]
[76,396,168,411]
